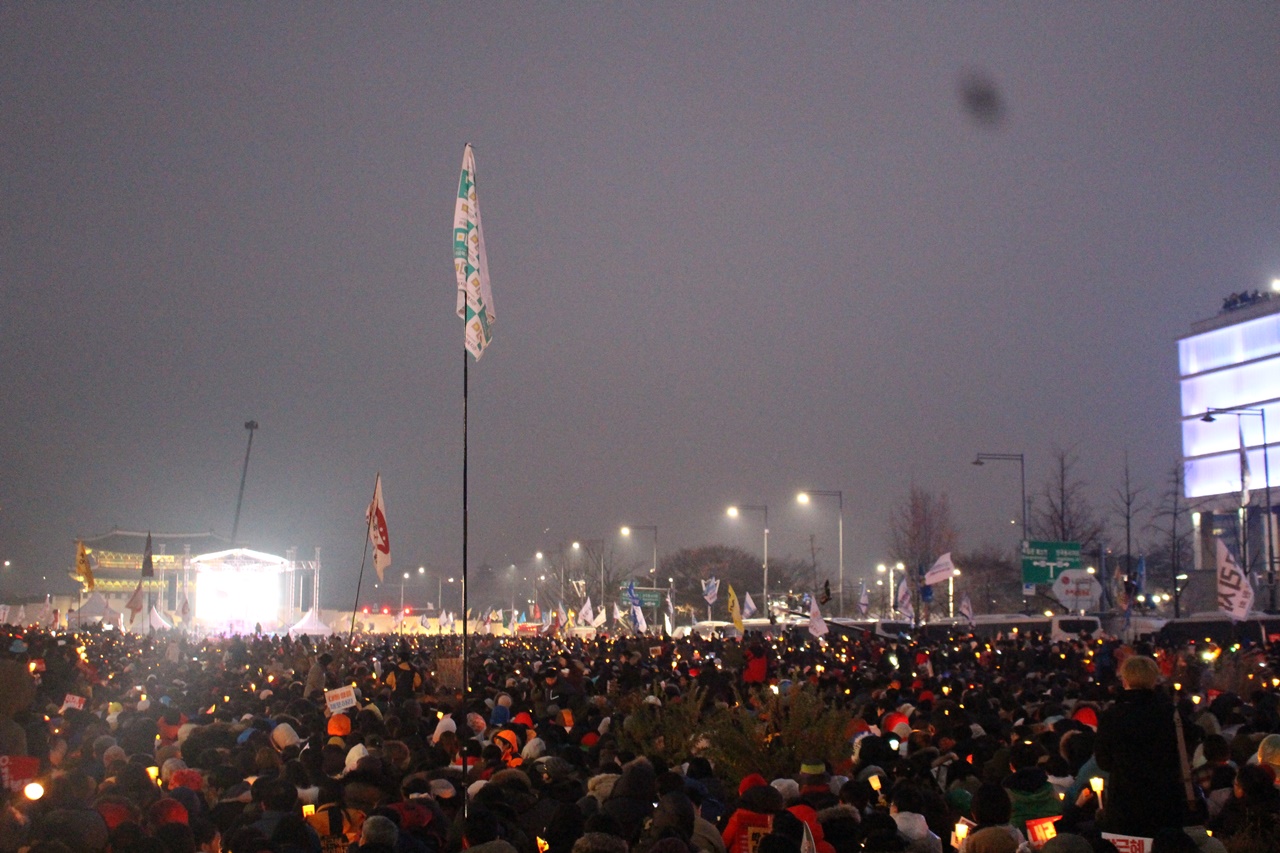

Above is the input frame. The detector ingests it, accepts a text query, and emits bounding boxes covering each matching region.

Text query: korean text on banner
[324,686,358,713]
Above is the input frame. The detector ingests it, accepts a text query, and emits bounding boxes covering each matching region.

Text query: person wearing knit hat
[269,722,300,751]
[724,774,784,853]
[328,713,352,738]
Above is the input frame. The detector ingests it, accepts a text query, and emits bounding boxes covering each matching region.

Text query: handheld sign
[61,694,86,712]
[324,686,357,713]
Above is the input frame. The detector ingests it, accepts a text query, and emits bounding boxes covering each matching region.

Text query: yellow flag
[728,584,744,633]
[75,541,95,591]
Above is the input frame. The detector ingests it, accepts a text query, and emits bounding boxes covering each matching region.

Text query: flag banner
[1216,538,1254,621]
[1133,556,1146,596]
[924,552,956,586]
[612,602,623,624]
[631,603,647,633]
[532,602,542,622]
[1239,419,1252,507]
[808,596,828,638]
[958,592,975,625]
[141,533,154,579]
[125,582,145,622]
[626,581,642,608]
[366,474,391,583]
[592,608,606,628]
[818,580,831,605]
[728,585,744,633]
[896,576,913,621]
[664,613,672,636]
[665,589,675,622]
[702,577,719,605]
[858,585,870,616]
[76,541,95,591]
[580,597,595,628]
[742,592,757,619]
[454,143,495,360]
[557,602,568,628]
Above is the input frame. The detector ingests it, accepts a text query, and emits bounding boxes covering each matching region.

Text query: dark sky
[3,6,1279,609]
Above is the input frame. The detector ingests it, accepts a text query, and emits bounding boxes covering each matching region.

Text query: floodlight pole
[231,421,259,545]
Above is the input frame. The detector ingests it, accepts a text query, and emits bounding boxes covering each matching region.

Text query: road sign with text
[1021,541,1082,585]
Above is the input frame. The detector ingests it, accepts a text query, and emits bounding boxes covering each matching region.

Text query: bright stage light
[195,559,281,632]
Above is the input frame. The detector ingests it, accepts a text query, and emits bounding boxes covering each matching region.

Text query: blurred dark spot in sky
[960,69,1005,127]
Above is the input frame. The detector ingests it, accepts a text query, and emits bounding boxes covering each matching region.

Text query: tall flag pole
[142,532,155,635]
[349,474,384,638]
[454,142,496,711]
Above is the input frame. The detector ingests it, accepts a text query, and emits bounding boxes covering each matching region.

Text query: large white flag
[454,144,495,360]
[366,474,391,583]
[742,592,758,619]
[1216,538,1254,621]
[958,592,975,625]
[702,577,719,605]
[924,553,956,586]
[631,603,647,634]
[579,597,595,628]
[808,596,828,638]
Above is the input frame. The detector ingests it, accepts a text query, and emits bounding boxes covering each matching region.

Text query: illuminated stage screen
[196,565,281,633]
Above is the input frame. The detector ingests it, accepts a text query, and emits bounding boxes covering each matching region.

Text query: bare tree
[1146,462,1195,616]
[888,485,959,616]
[955,544,1023,614]
[1030,449,1105,554]
[1110,451,1149,582]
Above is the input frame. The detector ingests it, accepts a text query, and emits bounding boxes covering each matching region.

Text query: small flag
[612,602,623,624]
[1239,419,1252,507]
[1216,538,1254,621]
[702,577,719,605]
[924,552,956,586]
[454,143,496,360]
[75,541,95,591]
[808,596,828,638]
[580,597,595,628]
[958,592,974,624]
[592,607,606,628]
[818,579,831,605]
[665,589,675,622]
[631,603,647,633]
[141,532,154,579]
[518,611,527,624]
[557,601,568,628]
[366,474,391,583]
[858,585,870,616]
[727,585,744,633]
[742,592,757,619]
[896,575,913,621]
[532,602,542,622]
[1133,556,1146,597]
[125,581,145,622]
[626,581,642,608]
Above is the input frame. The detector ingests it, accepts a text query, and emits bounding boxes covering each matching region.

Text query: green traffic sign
[618,584,663,608]
[1021,541,1082,584]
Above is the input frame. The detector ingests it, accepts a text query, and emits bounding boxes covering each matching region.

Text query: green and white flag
[453,143,495,360]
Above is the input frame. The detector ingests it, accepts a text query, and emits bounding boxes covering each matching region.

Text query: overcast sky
[3,5,1279,610]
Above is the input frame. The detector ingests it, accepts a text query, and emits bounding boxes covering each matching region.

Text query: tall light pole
[620,525,658,577]
[972,452,1027,539]
[1202,407,1274,610]
[798,490,844,615]
[877,562,904,618]
[398,571,410,633]
[728,505,769,614]
[949,567,961,618]
[231,420,259,544]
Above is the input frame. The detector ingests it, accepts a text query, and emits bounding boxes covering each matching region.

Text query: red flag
[532,602,542,622]
[141,532,155,579]
[366,474,391,583]
[125,581,145,622]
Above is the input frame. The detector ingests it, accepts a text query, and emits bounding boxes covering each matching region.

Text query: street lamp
[972,453,1028,539]
[798,490,844,615]
[727,505,769,615]
[1202,407,1274,611]
[949,567,961,618]
[620,525,658,576]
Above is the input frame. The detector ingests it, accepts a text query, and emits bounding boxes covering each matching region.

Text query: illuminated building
[1179,289,1279,604]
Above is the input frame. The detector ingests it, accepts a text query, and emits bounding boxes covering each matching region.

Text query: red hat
[328,714,352,736]
[513,711,535,729]
[1072,707,1098,730]
[580,731,600,748]
[169,769,204,793]
[148,798,189,827]
[739,773,768,796]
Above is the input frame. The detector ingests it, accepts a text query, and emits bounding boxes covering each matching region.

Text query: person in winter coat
[1094,655,1189,838]
[888,785,942,853]
[602,757,658,845]
[723,775,785,853]
[1001,742,1060,836]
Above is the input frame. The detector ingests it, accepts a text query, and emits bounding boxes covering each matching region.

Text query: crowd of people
[1,620,1279,853]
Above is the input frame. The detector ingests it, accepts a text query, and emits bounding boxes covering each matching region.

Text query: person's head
[971,782,1012,826]
[889,784,924,815]
[1009,741,1045,772]
[1234,764,1277,800]
[1119,655,1161,690]
[361,815,399,847]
